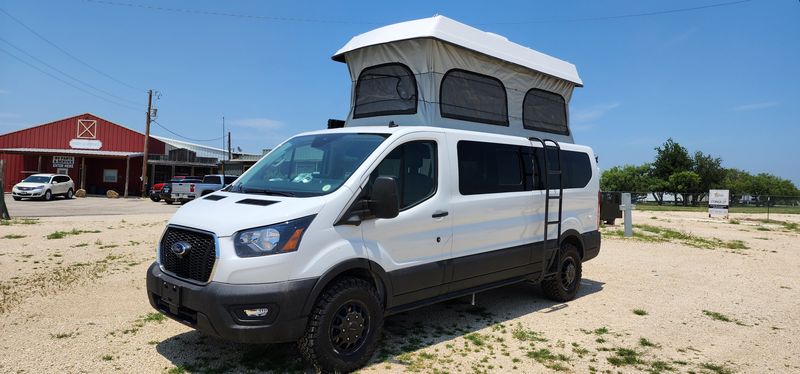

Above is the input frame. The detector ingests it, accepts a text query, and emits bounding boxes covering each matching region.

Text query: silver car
[11,173,75,201]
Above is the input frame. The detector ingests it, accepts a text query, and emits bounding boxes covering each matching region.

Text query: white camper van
[147,16,600,372]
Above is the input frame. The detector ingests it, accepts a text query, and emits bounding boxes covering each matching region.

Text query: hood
[167,191,328,237]
[14,182,48,189]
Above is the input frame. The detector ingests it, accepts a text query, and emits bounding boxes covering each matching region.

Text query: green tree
[668,171,701,205]
[691,151,725,204]
[652,139,693,180]
[600,164,652,192]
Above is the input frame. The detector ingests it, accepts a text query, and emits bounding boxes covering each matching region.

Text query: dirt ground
[0,210,798,373]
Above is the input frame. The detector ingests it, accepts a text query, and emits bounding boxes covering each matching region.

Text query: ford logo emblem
[170,241,192,257]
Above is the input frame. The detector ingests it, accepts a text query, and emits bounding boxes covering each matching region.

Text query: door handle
[432,210,449,218]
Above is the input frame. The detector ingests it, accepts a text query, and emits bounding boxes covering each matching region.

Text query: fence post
[621,193,633,237]
[767,196,770,221]
[0,160,10,220]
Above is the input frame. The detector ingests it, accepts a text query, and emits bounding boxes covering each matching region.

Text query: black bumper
[581,230,601,262]
[146,262,316,344]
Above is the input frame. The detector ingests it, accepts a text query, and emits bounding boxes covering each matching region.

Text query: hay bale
[75,189,87,198]
[106,190,120,199]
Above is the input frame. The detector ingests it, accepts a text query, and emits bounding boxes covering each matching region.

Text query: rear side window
[440,69,508,126]
[354,63,418,119]
[534,148,592,189]
[457,141,533,195]
[523,89,569,135]
[202,176,221,184]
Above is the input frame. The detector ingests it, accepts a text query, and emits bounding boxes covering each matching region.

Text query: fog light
[243,308,269,318]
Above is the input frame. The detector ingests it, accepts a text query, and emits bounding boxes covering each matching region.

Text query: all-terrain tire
[541,243,582,302]
[299,277,383,373]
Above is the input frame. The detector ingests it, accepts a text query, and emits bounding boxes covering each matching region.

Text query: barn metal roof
[332,15,582,86]
[0,148,143,157]
[152,136,261,160]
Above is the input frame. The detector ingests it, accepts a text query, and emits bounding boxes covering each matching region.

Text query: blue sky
[1,0,798,184]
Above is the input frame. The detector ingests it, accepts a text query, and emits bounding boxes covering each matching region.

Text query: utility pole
[220,116,225,175]
[227,132,232,162]
[140,89,153,198]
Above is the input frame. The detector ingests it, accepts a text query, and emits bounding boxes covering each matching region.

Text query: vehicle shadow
[155,278,605,373]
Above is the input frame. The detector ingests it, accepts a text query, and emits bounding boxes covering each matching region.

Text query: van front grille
[159,227,216,283]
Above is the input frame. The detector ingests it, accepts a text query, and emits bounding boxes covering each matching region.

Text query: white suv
[146,126,601,372]
[12,173,75,201]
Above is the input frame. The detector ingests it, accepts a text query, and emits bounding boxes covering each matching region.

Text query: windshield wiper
[241,187,296,197]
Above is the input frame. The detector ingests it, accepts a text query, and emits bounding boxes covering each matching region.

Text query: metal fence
[602,191,800,215]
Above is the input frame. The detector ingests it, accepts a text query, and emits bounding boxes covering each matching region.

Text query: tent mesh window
[440,69,508,126]
[523,89,569,135]
[354,63,418,118]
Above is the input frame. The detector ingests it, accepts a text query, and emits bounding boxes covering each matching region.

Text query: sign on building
[52,156,75,168]
[708,189,730,218]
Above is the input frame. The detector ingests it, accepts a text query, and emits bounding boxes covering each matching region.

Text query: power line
[0,7,143,92]
[0,37,140,106]
[151,120,224,143]
[82,0,381,24]
[482,0,752,25]
[0,45,140,111]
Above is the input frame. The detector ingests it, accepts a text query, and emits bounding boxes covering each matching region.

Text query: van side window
[523,89,569,135]
[369,141,437,209]
[457,141,532,195]
[440,69,508,126]
[532,148,592,189]
[224,176,237,185]
[354,63,418,118]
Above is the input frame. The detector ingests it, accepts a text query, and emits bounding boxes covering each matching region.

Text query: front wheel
[541,243,582,302]
[164,199,173,205]
[13,196,22,201]
[66,188,74,199]
[299,277,383,373]
[43,190,52,201]
[150,195,160,202]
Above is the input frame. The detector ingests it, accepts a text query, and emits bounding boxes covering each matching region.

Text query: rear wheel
[164,199,173,205]
[150,195,160,202]
[541,243,582,302]
[299,277,383,373]
[43,190,52,201]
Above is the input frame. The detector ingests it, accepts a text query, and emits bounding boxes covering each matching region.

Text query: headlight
[233,215,315,257]
[33,185,44,190]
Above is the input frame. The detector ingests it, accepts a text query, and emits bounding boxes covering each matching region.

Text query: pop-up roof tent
[333,15,583,143]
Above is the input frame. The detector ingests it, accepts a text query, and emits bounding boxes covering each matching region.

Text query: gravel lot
[3,195,179,217]
[0,210,798,373]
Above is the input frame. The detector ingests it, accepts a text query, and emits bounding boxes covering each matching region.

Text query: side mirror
[371,176,399,219]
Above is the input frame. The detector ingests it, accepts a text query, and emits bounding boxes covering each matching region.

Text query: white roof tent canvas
[333,15,582,143]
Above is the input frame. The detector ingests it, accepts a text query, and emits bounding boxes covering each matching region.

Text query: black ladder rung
[547,195,562,199]
[546,220,560,225]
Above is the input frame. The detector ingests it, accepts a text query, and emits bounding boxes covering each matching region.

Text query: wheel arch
[560,229,585,260]
[300,258,392,317]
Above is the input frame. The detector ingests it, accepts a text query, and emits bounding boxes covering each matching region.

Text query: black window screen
[440,69,508,126]
[457,141,532,195]
[523,89,569,135]
[354,63,418,119]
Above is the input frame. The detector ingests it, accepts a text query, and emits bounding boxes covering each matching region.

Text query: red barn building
[0,113,164,196]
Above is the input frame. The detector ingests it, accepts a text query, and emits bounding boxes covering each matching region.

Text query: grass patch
[607,224,749,250]
[101,355,114,361]
[756,226,771,231]
[2,234,26,239]
[464,333,487,346]
[511,324,548,342]
[71,242,89,248]
[142,312,165,323]
[649,360,674,373]
[50,332,76,339]
[45,228,101,239]
[633,308,648,316]
[702,310,732,322]
[639,337,660,348]
[607,347,642,366]
[527,348,571,371]
[700,362,734,374]
[0,218,39,225]
[728,219,740,224]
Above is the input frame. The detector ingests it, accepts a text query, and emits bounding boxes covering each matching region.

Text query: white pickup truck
[166,174,238,204]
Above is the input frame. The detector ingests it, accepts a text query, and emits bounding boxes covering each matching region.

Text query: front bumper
[12,189,44,197]
[146,263,316,343]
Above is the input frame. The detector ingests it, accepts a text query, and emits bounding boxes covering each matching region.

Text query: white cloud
[571,102,620,123]
[732,101,781,112]
[229,118,284,130]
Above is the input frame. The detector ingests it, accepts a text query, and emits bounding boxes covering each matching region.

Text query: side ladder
[529,137,564,278]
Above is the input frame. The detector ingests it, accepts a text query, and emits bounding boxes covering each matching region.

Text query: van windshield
[231,133,388,197]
